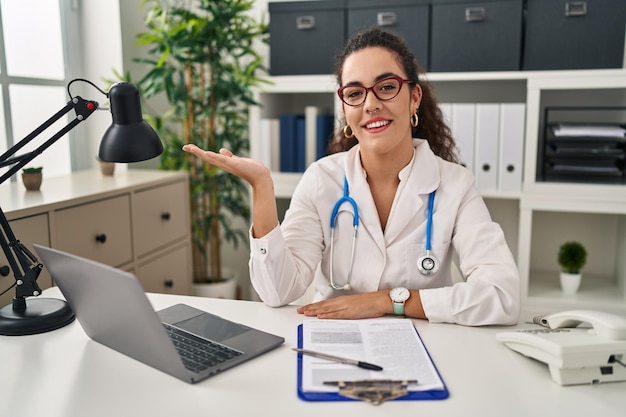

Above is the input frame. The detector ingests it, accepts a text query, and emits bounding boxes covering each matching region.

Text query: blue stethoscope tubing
[329,177,358,290]
[416,190,440,276]
[329,176,439,291]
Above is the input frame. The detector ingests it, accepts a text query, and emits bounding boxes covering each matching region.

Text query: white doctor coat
[250,139,520,326]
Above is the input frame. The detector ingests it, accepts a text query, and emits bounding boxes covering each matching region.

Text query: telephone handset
[538,310,626,340]
[497,310,626,385]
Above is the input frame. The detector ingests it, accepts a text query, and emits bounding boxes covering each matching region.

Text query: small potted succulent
[21,167,43,191]
[557,241,587,294]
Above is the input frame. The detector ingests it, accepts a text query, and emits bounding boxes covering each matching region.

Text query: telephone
[496,310,626,386]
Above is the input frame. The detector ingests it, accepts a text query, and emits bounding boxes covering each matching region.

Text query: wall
[73,0,123,172]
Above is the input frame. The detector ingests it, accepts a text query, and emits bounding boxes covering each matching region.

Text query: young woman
[183,28,520,326]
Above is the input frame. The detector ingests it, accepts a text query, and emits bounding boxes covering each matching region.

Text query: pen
[292,348,384,371]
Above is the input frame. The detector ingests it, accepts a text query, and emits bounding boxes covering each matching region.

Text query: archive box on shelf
[430,0,524,72]
[523,0,626,71]
[269,0,346,76]
[346,0,431,71]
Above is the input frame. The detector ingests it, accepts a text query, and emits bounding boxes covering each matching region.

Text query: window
[0,0,73,182]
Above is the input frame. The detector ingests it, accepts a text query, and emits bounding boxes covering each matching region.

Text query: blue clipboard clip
[323,379,418,405]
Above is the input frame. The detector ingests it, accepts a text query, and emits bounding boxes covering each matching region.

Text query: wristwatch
[389,287,411,316]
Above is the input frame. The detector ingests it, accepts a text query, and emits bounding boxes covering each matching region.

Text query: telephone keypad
[519,329,572,334]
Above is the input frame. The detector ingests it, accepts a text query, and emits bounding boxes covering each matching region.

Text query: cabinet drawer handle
[507,164,515,173]
[482,164,491,172]
[465,7,486,22]
[565,2,587,17]
[161,212,171,221]
[95,233,107,244]
[377,12,397,27]
[164,279,174,288]
[0,265,10,276]
[296,16,315,30]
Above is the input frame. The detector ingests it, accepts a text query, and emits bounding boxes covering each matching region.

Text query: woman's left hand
[296,291,391,319]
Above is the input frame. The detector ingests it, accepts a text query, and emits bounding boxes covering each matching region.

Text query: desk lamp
[0,79,163,336]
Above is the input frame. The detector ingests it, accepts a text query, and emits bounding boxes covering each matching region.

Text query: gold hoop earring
[410,113,419,128]
[343,124,355,139]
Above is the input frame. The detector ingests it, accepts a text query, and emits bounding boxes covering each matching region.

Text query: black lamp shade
[98,82,163,162]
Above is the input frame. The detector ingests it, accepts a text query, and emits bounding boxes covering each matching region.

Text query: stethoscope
[329,177,439,291]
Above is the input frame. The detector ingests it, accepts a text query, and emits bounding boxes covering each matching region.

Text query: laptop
[33,244,284,384]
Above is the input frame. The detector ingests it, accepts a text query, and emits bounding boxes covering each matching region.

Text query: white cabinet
[0,170,192,307]
[55,195,134,267]
[249,69,626,311]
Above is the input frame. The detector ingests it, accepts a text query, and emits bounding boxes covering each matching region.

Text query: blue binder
[296,324,450,402]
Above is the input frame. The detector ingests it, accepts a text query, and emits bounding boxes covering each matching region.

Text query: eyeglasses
[337,76,413,107]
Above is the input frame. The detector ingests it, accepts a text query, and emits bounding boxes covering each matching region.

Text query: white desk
[1,288,624,417]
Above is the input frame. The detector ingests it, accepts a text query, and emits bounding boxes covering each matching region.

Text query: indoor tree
[134,0,268,285]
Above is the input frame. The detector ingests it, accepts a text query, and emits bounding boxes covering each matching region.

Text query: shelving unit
[248,69,626,312]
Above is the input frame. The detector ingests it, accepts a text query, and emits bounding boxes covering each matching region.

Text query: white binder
[498,103,526,192]
[474,104,500,192]
[450,104,476,170]
[259,118,280,171]
[304,106,318,168]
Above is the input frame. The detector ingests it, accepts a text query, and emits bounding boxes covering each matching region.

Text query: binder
[295,117,306,172]
[259,118,280,171]
[279,114,304,172]
[474,104,500,192]
[451,104,476,170]
[304,106,318,168]
[498,103,525,192]
[316,113,334,160]
[296,322,449,402]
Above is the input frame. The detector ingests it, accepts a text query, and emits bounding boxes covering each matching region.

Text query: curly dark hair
[328,27,458,163]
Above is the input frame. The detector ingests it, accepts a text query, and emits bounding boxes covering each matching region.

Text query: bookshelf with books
[248,70,626,313]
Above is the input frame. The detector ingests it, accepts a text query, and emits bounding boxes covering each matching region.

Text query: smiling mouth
[365,120,390,129]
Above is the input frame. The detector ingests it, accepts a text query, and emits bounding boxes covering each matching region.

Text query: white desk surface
[1,288,624,417]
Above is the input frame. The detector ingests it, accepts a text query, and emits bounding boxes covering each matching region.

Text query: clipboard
[296,324,450,403]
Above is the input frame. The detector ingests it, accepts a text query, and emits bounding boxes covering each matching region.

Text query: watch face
[390,287,410,302]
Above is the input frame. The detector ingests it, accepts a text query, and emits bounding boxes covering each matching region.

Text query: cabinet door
[55,195,132,267]
[0,214,51,307]
[132,181,188,257]
[136,244,191,295]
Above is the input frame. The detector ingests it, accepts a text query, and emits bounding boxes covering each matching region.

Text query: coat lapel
[347,140,441,247]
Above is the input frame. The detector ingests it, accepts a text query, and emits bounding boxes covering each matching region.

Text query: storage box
[430,0,524,72]
[346,0,431,71]
[269,1,346,75]
[523,0,626,71]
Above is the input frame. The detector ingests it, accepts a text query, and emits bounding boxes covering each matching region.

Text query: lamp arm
[0,96,99,183]
[0,96,98,311]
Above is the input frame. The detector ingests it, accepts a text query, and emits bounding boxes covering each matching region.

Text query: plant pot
[99,161,115,176]
[193,278,238,299]
[559,272,581,295]
[22,172,42,191]
[192,267,239,299]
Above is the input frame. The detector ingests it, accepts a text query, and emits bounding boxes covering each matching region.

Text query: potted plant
[557,241,587,294]
[22,167,43,191]
[132,0,269,297]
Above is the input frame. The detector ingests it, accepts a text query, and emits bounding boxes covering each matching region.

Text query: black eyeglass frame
[337,75,414,107]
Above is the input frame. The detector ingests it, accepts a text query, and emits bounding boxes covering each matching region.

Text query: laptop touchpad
[174,313,249,342]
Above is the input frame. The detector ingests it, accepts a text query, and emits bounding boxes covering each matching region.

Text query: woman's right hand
[182,144,270,187]
[183,144,279,238]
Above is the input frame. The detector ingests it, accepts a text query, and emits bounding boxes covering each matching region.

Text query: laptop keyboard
[163,323,243,373]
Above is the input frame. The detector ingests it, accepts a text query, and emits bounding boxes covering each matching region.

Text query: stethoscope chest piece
[417,251,439,276]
